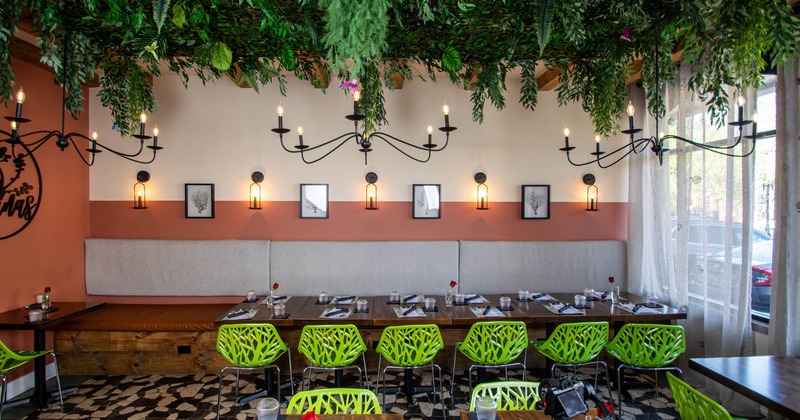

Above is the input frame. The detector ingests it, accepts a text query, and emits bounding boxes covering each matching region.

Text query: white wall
[89,71,629,203]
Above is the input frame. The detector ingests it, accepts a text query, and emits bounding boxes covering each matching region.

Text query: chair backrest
[376,324,444,367]
[468,380,541,411]
[458,321,528,365]
[216,323,288,367]
[286,388,382,414]
[666,372,733,420]
[297,324,367,367]
[535,321,609,364]
[605,323,685,368]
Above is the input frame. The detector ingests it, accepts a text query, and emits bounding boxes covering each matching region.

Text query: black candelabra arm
[369,132,434,163]
[298,133,360,164]
[561,136,653,168]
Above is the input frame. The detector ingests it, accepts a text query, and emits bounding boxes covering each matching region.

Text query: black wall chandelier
[0,86,162,239]
[271,90,456,164]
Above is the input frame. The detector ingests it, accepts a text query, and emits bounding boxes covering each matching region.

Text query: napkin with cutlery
[617,302,657,314]
[545,303,583,315]
[224,308,258,320]
[332,296,358,305]
[320,308,351,318]
[393,306,426,318]
[401,294,423,304]
[464,294,488,304]
[529,293,555,301]
[469,306,505,318]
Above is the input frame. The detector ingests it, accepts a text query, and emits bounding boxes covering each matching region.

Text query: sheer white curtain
[627,66,758,416]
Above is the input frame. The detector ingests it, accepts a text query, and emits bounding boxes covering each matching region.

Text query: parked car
[671,219,771,258]
[707,240,772,313]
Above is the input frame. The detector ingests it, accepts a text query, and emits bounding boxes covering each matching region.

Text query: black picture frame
[300,184,329,219]
[521,185,550,219]
[185,184,215,218]
[412,184,441,219]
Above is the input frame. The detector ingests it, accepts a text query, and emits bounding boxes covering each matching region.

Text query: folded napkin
[333,296,357,305]
[464,294,487,303]
[393,306,426,318]
[469,306,505,318]
[530,293,555,301]
[262,295,290,304]
[545,303,583,315]
[402,294,422,303]
[321,308,351,318]
[617,302,657,314]
[225,308,258,320]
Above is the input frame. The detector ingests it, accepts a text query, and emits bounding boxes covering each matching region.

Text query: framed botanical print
[185,184,215,218]
[413,184,441,219]
[521,185,550,219]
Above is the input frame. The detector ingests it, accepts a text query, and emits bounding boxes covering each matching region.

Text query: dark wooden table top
[285,414,403,420]
[609,292,687,323]
[293,296,375,326]
[371,295,452,326]
[447,294,533,326]
[690,355,800,418]
[459,408,598,419]
[214,296,310,327]
[513,293,611,324]
[0,301,106,331]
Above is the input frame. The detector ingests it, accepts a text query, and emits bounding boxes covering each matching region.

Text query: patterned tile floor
[5,368,680,419]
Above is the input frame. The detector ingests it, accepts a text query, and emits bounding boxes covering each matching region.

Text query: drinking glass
[390,291,400,303]
[574,294,586,306]
[454,293,465,305]
[246,290,257,303]
[518,289,529,300]
[475,396,497,420]
[424,297,436,311]
[499,296,511,309]
[356,299,368,312]
[646,294,658,305]
[273,304,286,317]
[583,288,595,299]
[28,310,43,322]
[256,397,280,420]
[35,293,44,304]
[318,292,328,304]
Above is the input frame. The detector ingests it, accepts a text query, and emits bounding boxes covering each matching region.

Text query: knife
[601,291,610,299]
[465,294,481,302]
[273,295,287,302]
[482,306,492,316]
[633,303,644,313]
[402,294,418,302]
[558,304,572,314]
[402,306,418,316]
[325,309,349,317]
[336,296,356,303]
[531,293,546,300]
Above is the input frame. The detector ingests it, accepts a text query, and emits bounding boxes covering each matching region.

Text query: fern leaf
[537,0,554,55]
[153,0,171,33]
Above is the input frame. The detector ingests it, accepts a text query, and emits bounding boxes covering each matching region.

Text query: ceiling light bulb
[16,87,25,104]
[427,125,433,134]
[563,127,570,137]
[626,101,635,117]
[140,112,147,124]
[153,126,159,136]
[297,126,304,135]
[277,103,284,116]
[442,102,449,115]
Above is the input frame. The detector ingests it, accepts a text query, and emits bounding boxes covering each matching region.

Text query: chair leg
[235,371,240,398]
[355,366,364,389]
[287,348,295,396]
[274,366,281,404]
[599,361,612,407]
[376,357,385,413]
[435,365,447,420]
[362,353,369,388]
[450,345,458,404]
[1,375,7,420]
[616,365,625,417]
[217,368,227,420]
[50,352,64,411]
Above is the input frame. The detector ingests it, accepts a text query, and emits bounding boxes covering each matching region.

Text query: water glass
[273,304,286,317]
[475,396,497,420]
[424,297,436,311]
[28,309,43,322]
[574,294,586,306]
[646,294,658,305]
[255,397,280,420]
[356,299,368,312]
[583,288,595,299]
[390,291,400,303]
[454,293,465,305]
[246,290,257,302]
[518,289,529,300]
[35,293,44,304]
[318,292,328,304]
[499,296,511,309]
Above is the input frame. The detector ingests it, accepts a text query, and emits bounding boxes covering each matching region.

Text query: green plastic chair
[531,321,611,393]
[0,339,63,417]
[375,324,446,417]
[297,324,368,390]
[451,321,528,398]
[286,388,382,414]
[666,372,738,420]
[215,323,293,420]
[468,380,541,411]
[605,323,685,416]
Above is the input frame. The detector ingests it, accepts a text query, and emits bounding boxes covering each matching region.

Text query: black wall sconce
[133,170,149,209]
[475,172,488,210]
[365,172,378,210]
[250,171,264,209]
[583,173,598,211]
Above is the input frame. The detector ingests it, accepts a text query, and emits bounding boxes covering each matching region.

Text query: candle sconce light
[583,173,598,211]
[249,171,264,210]
[365,172,378,210]
[133,171,149,209]
[475,172,488,210]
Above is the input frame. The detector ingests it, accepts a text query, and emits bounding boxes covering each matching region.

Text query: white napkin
[320,307,351,318]
[469,306,506,318]
[225,308,258,320]
[332,296,358,305]
[393,306,426,318]
[262,296,290,304]
[617,302,657,314]
[545,303,583,315]
[401,294,423,304]
[529,293,555,301]
[464,294,488,304]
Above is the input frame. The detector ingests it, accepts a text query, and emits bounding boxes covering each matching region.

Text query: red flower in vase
[450,280,457,289]
[44,287,51,293]
[608,277,615,284]
[272,283,280,290]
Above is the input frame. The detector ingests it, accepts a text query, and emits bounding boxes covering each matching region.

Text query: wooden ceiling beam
[537,67,562,91]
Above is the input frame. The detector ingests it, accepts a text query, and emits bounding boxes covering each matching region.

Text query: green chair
[297,324,368,390]
[468,380,541,411]
[531,322,611,392]
[375,324,446,417]
[605,323,685,416]
[286,388,382,414]
[451,321,528,399]
[215,323,293,420]
[0,339,63,417]
[667,372,739,420]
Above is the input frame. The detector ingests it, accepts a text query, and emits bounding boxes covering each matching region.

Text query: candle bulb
[442,102,450,127]
[137,191,143,208]
[277,103,284,129]
[590,193,596,210]
[297,126,304,146]
[595,134,601,154]
[152,126,159,148]
[252,192,259,209]
[91,130,98,151]
[626,101,635,131]
[353,90,361,115]
[737,95,745,122]
[15,87,24,119]
[10,121,17,132]
[751,112,758,139]
[427,125,433,145]
[563,127,570,148]
[139,112,147,136]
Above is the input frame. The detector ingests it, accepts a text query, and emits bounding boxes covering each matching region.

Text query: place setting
[320,307,352,319]
[517,290,555,302]
[617,295,664,314]
[392,305,426,318]
[452,293,489,306]
[543,302,585,315]
[386,291,425,305]
[223,308,259,321]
